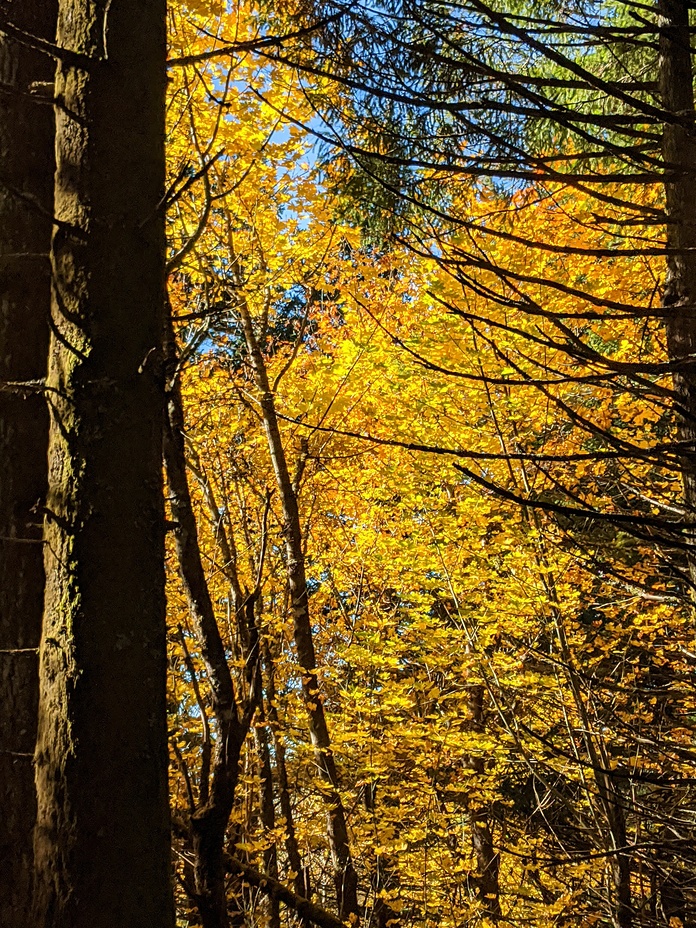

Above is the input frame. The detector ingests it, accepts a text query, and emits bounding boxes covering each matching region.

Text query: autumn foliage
[164,3,696,928]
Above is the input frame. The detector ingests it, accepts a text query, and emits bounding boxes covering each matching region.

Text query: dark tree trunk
[0,2,55,923]
[164,305,255,928]
[466,685,500,921]
[363,781,400,928]
[165,377,242,928]
[31,2,173,925]
[658,0,696,582]
[255,710,281,928]
[264,640,313,907]
[253,607,280,928]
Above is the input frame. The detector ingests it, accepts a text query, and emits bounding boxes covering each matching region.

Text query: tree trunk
[255,711,281,928]
[363,781,400,928]
[31,2,173,925]
[605,803,631,928]
[0,2,55,923]
[466,684,500,921]
[165,378,243,928]
[264,639,313,914]
[658,0,696,582]
[164,306,255,928]
[238,302,360,922]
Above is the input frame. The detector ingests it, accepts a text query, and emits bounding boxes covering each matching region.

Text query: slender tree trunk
[250,600,279,928]
[239,303,359,922]
[31,2,173,925]
[0,3,55,922]
[255,710,281,928]
[264,640,313,912]
[164,309,255,928]
[165,379,243,928]
[658,0,696,582]
[363,781,400,928]
[604,799,631,928]
[466,685,500,922]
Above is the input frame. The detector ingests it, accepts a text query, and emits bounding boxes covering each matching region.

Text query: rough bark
[238,302,360,922]
[0,3,55,922]
[658,0,696,582]
[31,2,173,925]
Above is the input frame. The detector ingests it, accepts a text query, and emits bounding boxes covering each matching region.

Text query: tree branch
[224,854,346,928]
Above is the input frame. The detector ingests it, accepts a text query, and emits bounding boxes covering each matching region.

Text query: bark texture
[0,3,55,922]
[32,2,173,925]
[658,0,696,581]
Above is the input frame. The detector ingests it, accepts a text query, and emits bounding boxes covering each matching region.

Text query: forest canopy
[1,2,696,928]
